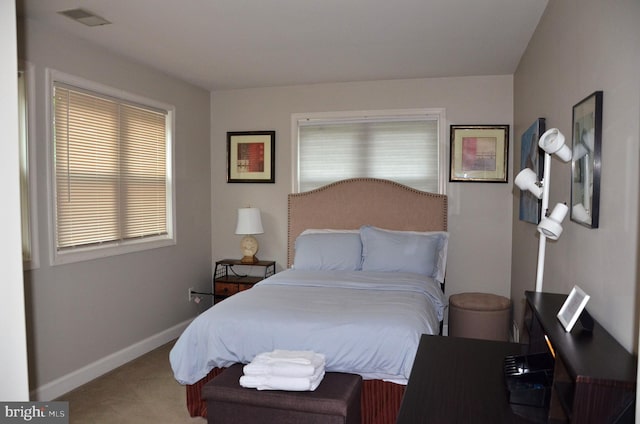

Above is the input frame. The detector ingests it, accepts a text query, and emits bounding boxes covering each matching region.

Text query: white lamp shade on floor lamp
[515,168,543,199]
[539,128,572,162]
[538,203,569,240]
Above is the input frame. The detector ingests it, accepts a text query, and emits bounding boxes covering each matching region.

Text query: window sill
[51,236,176,266]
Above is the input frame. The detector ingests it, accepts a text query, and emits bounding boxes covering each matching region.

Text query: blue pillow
[293,232,363,271]
[360,226,449,281]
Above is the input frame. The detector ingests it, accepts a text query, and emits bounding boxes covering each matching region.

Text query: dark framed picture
[227,131,275,183]
[571,91,602,228]
[519,118,546,224]
[449,125,509,183]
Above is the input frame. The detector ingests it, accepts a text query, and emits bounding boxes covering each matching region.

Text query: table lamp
[235,207,264,264]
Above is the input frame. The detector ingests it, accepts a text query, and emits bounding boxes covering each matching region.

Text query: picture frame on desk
[557,285,590,332]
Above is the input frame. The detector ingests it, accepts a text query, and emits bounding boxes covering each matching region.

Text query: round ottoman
[448,292,511,341]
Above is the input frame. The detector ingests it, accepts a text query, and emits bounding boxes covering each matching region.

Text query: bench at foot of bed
[202,363,362,424]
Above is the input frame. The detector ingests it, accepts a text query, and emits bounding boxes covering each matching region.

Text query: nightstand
[213,259,276,303]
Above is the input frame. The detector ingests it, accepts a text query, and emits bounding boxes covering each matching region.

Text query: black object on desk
[504,352,554,408]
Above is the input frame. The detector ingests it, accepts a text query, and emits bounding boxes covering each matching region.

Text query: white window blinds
[298,116,440,192]
[53,83,168,250]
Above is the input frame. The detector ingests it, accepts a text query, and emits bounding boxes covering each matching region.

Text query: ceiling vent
[58,8,111,27]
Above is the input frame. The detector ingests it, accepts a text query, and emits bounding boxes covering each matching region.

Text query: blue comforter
[170,269,446,385]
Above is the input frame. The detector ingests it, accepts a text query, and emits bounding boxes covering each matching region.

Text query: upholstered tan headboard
[287,178,448,268]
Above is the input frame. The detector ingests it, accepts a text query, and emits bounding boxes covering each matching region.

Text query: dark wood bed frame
[186,178,448,424]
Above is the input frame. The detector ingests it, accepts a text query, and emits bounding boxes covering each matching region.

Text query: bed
[171,178,448,424]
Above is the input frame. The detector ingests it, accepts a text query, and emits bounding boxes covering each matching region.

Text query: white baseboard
[31,319,192,401]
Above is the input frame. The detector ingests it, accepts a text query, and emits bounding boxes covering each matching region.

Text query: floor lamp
[515,128,571,292]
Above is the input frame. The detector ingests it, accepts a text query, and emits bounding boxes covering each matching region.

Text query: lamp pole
[535,152,552,292]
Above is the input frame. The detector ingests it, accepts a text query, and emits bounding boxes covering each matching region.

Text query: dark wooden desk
[524,291,636,423]
[396,335,537,424]
[398,292,637,423]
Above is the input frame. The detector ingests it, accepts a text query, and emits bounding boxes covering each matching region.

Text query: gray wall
[512,0,640,352]
[19,19,212,397]
[211,75,515,315]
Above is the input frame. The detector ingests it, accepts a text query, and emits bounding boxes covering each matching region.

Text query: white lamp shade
[515,168,543,199]
[572,142,589,160]
[537,203,569,240]
[235,208,264,235]
[572,202,590,222]
[539,128,571,162]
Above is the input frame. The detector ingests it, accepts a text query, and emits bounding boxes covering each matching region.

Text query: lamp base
[240,255,259,264]
[239,234,260,264]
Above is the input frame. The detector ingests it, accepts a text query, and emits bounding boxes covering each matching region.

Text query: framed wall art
[227,131,275,183]
[571,91,602,228]
[519,118,546,224]
[449,125,509,183]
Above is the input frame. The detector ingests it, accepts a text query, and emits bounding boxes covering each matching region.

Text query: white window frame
[291,108,447,194]
[45,69,177,266]
[19,60,39,270]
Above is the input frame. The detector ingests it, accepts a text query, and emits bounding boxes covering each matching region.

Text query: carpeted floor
[56,340,205,424]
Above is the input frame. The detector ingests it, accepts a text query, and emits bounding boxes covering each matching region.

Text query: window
[293,109,446,193]
[47,70,175,264]
[18,62,38,269]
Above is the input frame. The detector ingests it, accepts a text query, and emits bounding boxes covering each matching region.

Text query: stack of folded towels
[239,349,326,391]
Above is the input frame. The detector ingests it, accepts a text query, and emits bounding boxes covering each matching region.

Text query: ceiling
[17,0,548,91]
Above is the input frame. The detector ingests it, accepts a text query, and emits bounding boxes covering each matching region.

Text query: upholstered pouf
[203,363,362,424]
[448,292,511,342]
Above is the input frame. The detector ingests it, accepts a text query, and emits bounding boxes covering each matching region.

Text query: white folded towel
[243,361,317,378]
[244,350,325,378]
[240,368,325,391]
[256,349,324,365]
[240,350,326,391]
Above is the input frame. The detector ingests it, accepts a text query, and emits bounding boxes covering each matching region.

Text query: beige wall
[512,0,640,352]
[19,19,212,397]
[211,75,515,313]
